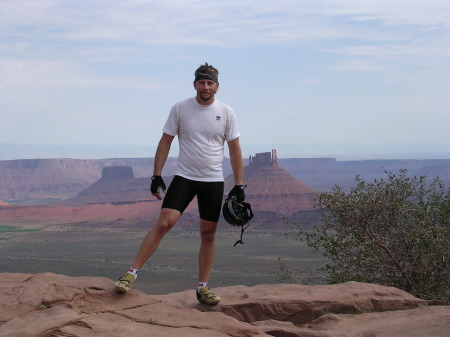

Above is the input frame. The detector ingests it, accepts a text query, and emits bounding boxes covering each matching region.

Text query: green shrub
[292,170,449,302]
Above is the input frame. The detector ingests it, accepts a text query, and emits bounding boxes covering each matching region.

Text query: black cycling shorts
[162,175,224,222]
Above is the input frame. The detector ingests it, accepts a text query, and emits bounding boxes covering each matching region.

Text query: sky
[1,0,449,160]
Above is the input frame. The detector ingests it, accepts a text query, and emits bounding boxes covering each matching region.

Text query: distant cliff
[278,157,450,191]
[101,165,134,179]
[1,154,449,229]
[222,151,318,223]
[1,156,449,204]
[58,165,157,207]
[0,158,173,202]
[58,152,320,225]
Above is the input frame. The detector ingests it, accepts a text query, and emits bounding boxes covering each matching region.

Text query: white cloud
[2,0,448,47]
[0,58,174,90]
[330,59,388,72]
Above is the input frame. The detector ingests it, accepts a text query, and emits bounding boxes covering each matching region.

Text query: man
[115,62,246,305]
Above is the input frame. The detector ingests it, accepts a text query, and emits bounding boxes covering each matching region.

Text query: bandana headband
[194,70,218,83]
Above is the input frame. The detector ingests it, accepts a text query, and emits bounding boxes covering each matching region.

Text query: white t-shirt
[163,97,240,181]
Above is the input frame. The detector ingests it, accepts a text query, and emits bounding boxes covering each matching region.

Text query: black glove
[150,175,166,194]
[228,185,247,202]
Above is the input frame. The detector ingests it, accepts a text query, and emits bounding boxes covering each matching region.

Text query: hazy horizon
[1,142,449,161]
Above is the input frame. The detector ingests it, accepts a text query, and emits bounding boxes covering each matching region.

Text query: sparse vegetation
[285,170,449,302]
[5,198,62,205]
[38,304,48,310]
[0,225,43,233]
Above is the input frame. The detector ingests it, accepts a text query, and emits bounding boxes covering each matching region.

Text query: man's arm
[151,133,175,199]
[227,137,244,186]
[153,133,175,176]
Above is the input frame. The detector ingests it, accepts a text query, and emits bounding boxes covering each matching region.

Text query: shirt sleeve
[162,104,179,136]
[225,108,241,142]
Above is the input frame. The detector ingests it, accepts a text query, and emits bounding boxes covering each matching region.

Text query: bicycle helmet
[222,198,254,227]
[222,198,254,246]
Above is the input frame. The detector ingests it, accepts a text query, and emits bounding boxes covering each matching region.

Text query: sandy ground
[0,226,325,295]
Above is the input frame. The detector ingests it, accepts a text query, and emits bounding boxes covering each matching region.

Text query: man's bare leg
[196,219,221,304]
[198,219,218,282]
[115,208,180,293]
[131,208,181,270]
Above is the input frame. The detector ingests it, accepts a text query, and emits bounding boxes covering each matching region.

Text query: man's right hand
[150,175,166,200]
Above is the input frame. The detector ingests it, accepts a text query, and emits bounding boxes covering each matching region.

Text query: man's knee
[154,209,180,234]
[154,221,173,235]
[201,231,216,243]
[200,221,217,243]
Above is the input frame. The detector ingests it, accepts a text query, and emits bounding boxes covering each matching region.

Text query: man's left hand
[228,185,247,202]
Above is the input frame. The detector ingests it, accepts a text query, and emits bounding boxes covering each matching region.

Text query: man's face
[194,79,219,105]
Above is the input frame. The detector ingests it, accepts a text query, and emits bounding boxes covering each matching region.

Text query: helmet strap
[234,222,250,246]
[233,201,253,246]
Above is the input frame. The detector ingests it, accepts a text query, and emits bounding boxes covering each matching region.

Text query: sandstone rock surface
[0,273,448,337]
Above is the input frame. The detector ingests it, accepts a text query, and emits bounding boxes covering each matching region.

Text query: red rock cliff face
[59,166,162,207]
[225,151,319,223]
[0,157,207,202]
[0,159,102,200]
[101,166,134,180]
[0,158,171,202]
[63,152,319,217]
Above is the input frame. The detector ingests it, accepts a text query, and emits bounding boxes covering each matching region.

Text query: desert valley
[1,150,449,293]
[1,151,449,336]
[0,151,327,294]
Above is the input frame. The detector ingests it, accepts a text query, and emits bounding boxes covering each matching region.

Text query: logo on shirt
[216,116,221,121]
